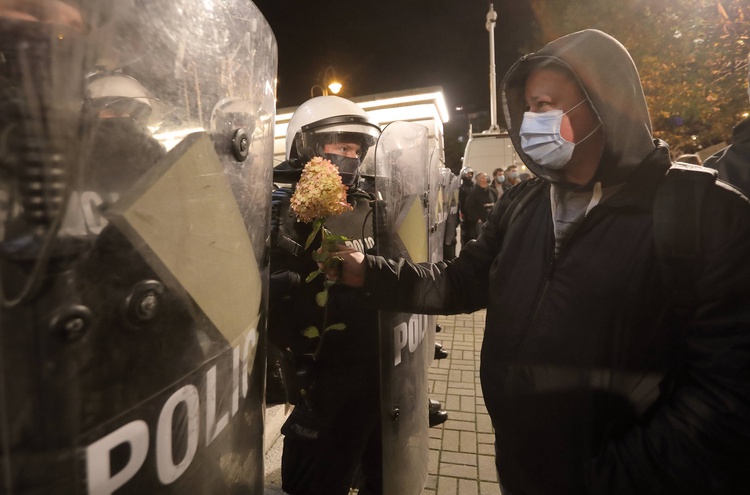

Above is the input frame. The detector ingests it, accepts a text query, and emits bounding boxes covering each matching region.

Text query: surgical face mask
[324,153,360,186]
[496,175,506,183]
[519,99,600,170]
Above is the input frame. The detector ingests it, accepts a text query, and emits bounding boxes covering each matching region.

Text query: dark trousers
[281,372,382,495]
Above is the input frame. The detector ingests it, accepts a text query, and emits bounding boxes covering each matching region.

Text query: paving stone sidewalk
[424,310,501,495]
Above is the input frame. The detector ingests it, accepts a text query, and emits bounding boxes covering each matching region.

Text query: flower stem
[313,294,328,360]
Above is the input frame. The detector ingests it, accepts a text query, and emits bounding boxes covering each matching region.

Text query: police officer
[268,96,384,495]
[458,166,475,247]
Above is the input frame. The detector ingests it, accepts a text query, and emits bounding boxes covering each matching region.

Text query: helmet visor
[296,115,381,162]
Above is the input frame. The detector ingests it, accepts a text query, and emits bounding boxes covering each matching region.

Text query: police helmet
[285,96,381,163]
[86,72,165,127]
[460,167,475,180]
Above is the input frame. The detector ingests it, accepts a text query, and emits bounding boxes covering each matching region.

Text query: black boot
[434,343,448,360]
[428,399,448,427]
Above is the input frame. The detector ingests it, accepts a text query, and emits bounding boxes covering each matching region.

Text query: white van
[462,129,520,177]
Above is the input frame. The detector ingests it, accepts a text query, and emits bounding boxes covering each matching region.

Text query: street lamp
[310,66,343,97]
[328,81,342,94]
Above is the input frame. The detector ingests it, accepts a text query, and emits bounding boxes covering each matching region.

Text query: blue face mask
[496,175,506,183]
[519,99,600,170]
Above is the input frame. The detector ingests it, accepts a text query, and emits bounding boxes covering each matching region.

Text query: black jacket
[268,166,380,380]
[363,142,750,495]
[458,179,473,217]
[464,185,496,224]
[360,30,750,495]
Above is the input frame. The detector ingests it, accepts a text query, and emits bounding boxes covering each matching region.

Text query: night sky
[253,0,536,115]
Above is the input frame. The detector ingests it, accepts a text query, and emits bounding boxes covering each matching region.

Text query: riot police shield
[0,1,275,493]
[428,152,446,264]
[443,171,461,260]
[374,121,430,495]
[426,150,443,366]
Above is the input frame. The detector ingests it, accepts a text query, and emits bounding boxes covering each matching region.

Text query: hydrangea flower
[290,156,352,223]
[288,156,353,355]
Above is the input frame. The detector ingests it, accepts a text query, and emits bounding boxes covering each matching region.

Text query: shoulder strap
[271,187,303,257]
[653,163,717,312]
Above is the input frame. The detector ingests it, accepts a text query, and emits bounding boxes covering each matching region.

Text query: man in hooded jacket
[322,30,750,495]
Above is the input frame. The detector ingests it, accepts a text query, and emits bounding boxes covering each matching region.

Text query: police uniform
[269,166,383,495]
[267,95,384,495]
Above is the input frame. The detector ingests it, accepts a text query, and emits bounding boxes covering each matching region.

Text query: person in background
[503,164,520,192]
[322,29,750,495]
[676,153,703,166]
[458,167,475,247]
[462,171,495,243]
[490,167,505,200]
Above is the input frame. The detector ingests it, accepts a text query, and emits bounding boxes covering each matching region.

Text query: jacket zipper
[504,206,600,393]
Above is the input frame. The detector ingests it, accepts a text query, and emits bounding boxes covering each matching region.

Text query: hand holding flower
[317,244,366,287]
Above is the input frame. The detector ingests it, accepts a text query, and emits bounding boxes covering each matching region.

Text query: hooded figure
[503,31,655,186]
[502,29,660,257]
[326,29,750,495]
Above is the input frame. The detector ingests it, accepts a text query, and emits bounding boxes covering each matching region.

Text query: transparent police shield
[374,121,431,494]
[443,171,461,258]
[0,1,275,493]
[426,150,444,366]
[428,152,447,264]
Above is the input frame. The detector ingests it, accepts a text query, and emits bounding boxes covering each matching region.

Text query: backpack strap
[653,163,717,314]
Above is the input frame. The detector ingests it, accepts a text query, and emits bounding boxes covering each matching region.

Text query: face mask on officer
[519,99,601,170]
[322,139,363,187]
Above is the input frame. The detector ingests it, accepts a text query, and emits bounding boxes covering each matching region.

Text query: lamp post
[310,66,343,97]
[485,4,500,132]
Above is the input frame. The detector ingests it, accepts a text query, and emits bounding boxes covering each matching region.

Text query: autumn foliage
[527,0,749,155]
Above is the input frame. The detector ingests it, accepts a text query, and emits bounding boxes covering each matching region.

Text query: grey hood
[501,29,656,187]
